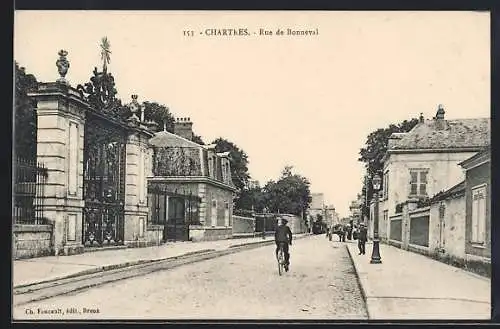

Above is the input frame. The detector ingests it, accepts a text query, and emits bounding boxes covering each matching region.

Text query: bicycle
[276,242,287,276]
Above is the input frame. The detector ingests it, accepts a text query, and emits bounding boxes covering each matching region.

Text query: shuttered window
[471,185,487,243]
[409,169,428,197]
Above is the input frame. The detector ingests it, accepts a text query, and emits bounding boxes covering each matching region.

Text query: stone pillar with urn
[28,50,86,255]
[123,95,155,247]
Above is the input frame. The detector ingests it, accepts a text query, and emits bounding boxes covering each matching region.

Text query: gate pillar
[124,122,154,247]
[29,82,87,256]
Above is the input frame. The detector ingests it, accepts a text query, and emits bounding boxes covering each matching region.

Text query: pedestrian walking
[358,223,368,255]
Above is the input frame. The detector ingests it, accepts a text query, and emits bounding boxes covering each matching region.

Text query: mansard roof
[149,130,203,148]
[389,118,490,151]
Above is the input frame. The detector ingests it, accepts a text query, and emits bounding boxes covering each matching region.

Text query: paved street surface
[14,236,282,287]
[13,235,367,320]
[346,242,491,320]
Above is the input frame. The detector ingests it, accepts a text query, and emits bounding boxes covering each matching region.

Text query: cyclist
[275,217,293,271]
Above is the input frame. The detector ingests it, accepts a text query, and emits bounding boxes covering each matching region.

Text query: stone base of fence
[13,224,53,259]
[190,226,232,242]
[62,244,85,256]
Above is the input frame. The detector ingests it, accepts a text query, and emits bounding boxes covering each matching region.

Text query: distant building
[324,204,338,228]
[307,193,325,220]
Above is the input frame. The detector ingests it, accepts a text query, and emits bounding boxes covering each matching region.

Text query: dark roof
[431,181,466,202]
[390,118,490,150]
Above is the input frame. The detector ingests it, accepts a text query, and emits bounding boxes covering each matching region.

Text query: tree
[212,137,250,191]
[262,166,312,215]
[142,101,175,132]
[358,118,419,213]
[191,134,205,145]
[235,184,266,213]
[14,62,38,161]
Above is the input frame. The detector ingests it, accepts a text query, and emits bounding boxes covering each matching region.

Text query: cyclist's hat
[278,216,288,224]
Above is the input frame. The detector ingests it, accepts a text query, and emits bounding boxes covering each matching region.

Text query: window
[186,197,201,226]
[383,171,389,200]
[409,169,428,197]
[148,193,165,225]
[224,201,230,227]
[211,199,217,227]
[471,185,487,244]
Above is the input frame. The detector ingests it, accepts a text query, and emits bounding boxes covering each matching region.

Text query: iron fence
[13,158,48,224]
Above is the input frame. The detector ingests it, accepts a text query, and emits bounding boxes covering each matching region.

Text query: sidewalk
[346,241,491,320]
[14,235,307,288]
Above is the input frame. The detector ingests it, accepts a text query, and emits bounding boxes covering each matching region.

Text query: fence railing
[13,158,48,224]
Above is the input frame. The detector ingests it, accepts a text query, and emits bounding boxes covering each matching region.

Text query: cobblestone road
[13,236,367,320]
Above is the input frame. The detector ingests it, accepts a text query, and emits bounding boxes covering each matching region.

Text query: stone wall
[202,183,233,228]
[281,214,307,234]
[144,225,163,246]
[429,196,466,260]
[13,224,53,259]
[189,226,232,242]
[232,215,255,234]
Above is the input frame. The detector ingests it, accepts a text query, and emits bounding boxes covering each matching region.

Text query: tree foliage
[191,134,205,145]
[14,62,38,161]
[142,101,175,132]
[262,166,312,215]
[235,185,266,213]
[358,118,419,213]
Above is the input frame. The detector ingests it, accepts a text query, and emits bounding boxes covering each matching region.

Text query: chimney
[173,117,193,141]
[434,104,447,130]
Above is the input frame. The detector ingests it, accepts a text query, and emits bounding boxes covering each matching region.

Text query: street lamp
[370,174,382,264]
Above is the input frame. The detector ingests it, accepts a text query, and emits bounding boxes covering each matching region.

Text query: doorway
[165,196,188,241]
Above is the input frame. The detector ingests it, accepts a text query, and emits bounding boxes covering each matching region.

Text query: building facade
[12,52,238,259]
[379,106,490,241]
[147,121,237,242]
[460,147,490,275]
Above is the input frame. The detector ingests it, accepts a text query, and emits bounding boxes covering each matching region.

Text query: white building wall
[383,151,478,218]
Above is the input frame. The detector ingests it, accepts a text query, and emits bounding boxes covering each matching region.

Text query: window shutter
[478,189,486,243]
[472,191,479,242]
[419,172,427,195]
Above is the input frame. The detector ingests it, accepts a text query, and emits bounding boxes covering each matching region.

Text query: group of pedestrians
[326,222,368,256]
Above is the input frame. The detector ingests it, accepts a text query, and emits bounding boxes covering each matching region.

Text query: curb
[345,243,372,320]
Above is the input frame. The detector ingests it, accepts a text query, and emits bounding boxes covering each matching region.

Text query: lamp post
[370,174,382,264]
[262,207,268,239]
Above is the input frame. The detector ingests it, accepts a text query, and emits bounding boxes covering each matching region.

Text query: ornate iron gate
[83,114,127,246]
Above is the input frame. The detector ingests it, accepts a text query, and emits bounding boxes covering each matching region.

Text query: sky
[14,11,490,217]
